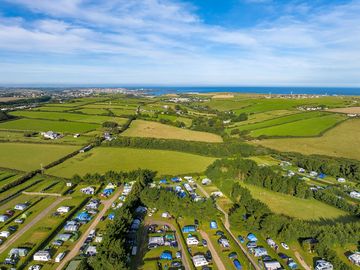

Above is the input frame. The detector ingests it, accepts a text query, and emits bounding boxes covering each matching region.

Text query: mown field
[0,118,98,133]
[253,118,360,160]
[240,182,352,220]
[47,147,216,178]
[0,142,79,171]
[121,120,223,142]
[250,114,346,137]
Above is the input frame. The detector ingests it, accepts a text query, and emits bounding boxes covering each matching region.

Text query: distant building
[41,131,61,140]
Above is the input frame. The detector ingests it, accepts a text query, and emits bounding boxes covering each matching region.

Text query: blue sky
[0,0,359,86]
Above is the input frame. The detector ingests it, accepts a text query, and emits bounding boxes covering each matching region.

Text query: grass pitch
[121,120,223,142]
[47,147,216,177]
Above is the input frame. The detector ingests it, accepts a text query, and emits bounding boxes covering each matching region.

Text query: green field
[47,147,216,178]
[122,120,223,142]
[0,118,98,133]
[9,110,128,125]
[240,182,352,220]
[0,143,79,171]
[254,118,360,160]
[250,114,346,137]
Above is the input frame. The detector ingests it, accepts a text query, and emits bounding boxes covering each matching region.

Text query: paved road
[196,183,261,270]
[199,230,226,270]
[0,196,69,254]
[147,219,192,270]
[56,188,123,270]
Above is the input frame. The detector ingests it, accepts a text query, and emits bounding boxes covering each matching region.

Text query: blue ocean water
[129,86,360,96]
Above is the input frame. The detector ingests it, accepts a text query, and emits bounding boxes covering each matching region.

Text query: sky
[0,0,360,86]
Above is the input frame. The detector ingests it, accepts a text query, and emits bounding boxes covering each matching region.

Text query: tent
[247,233,258,242]
[160,251,172,260]
[108,213,115,220]
[210,220,218,229]
[76,212,91,221]
[182,225,196,233]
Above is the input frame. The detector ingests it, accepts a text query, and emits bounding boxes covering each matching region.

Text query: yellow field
[253,119,360,160]
[121,120,223,142]
[328,107,360,114]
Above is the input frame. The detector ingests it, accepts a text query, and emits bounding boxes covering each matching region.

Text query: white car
[281,242,289,250]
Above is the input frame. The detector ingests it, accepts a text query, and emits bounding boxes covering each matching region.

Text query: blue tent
[178,191,186,198]
[182,225,196,233]
[159,179,168,184]
[77,211,91,221]
[160,251,172,260]
[108,213,115,220]
[288,261,298,269]
[210,220,218,229]
[171,177,180,182]
[318,173,326,179]
[103,188,114,195]
[247,233,258,242]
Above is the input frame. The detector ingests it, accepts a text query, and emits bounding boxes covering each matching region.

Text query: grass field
[250,114,346,137]
[157,114,193,127]
[253,118,360,160]
[0,142,79,171]
[9,110,128,125]
[0,118,98,133]
[240,182,352,220]
[122,120,223,142]
[47,147,216,178]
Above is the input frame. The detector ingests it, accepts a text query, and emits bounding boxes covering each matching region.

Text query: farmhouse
[0,214,10,222]
[33,250,51,261]
[192,255,208,267]
[315,260,333,270]
[348,252,360,265]
[186,236,199,245]
[41,131,61,140]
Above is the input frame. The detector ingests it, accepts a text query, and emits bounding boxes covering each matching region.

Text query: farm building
[57,206,70,213]
[348,252,360,265]
[210,221,218,229]
[186,236,199,245]
[41,131,61,140]
[264,260,282,270]
[0,214,9,222]
[33,250,51,261]
[247,233,258,242]
[160,251,172,260]
[9,248,28,257]
[14,203,28,211]
[80,186,95,195]
[192,255,208,267]
[182,225,196,233]
[315,260,333,270]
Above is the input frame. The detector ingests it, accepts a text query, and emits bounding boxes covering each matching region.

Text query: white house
[348,252,360,266]
[0,231,10,238]
[57,206,70,213]
[192,255,208,267]
[41,131,61,140]
[264,261,282,270]
[315,260,333,270]
[14,203,28,211]
[350,191,360,199]
[0,214,9,222]
[186,237,199,245]
[33,250,51,261]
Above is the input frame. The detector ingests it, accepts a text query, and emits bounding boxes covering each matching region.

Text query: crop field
[0,118,99,133]
[0,171,24,190]
[229,110,298,127]
[328,107,360,114]
[72,108,110,115]
[157,114,193,127]
[9,110,128,125]
[0,142,79,171]
[240,183,352,220]
[34,106,73,112]
[253,118,360,160]
[250,113,346,137]
[122,120,223,142]
[47,147,216,178]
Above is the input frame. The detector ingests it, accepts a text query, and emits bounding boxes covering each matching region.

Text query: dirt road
[199,230,226,270]
[146,219,192,270]
[196,183,261,270]
[0,196,69,254]
[294,251,311,270]
[56,188,123,270]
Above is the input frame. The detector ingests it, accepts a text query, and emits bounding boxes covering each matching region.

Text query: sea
[127,86,360,96]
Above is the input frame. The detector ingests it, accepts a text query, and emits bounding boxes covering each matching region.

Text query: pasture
[47,147,216,177]
[0,118,98,133]
[240,182,352,220]
[121,120,223,142]
[253,118,360,160]
[250,113,346,137]
[0,143,79,171]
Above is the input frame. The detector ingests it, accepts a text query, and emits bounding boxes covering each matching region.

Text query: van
[55,252,66,263]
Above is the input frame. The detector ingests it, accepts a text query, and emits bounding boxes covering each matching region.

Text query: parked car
[278,253,288,259]
[202,239,207,246]
[176,251,182,259]
[262,255,272,261]
[7,226,17,232]
[281,242,289,250]
[216,230,224,236]
[205,250,212,261]
[14,219,24,224]
[171,261,182,267]
[233,259,242,269]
